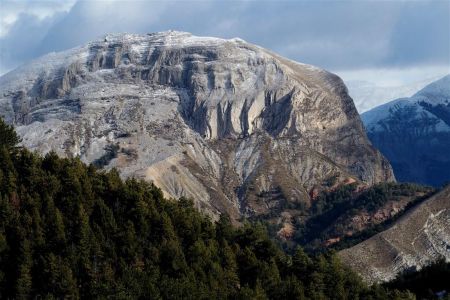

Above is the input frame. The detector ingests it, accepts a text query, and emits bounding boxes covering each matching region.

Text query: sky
[0,0,449,93]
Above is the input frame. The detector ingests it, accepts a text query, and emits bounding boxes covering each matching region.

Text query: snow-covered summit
[0,31,244,91]
[362,74,450,132]
[412,74,450,105]
[103,31,246,47]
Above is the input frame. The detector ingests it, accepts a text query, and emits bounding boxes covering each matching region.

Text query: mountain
[362,75,450,187]
[0,31,393,220]
[346,77,440,113]
[339,185,450,284]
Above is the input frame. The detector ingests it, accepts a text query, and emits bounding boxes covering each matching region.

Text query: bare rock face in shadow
[0,31,394,220]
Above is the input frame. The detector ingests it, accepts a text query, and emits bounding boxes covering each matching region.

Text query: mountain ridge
[362,75,450,187]
[339,185,450,284]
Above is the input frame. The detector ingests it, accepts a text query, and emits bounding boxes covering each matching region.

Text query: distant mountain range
[362,75,450,187]
[346,76,441,113]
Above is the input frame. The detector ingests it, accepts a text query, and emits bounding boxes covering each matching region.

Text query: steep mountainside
[339,185,450,284]
[0,31,393,219]
[362,75,450,187]
[270,182,434,251]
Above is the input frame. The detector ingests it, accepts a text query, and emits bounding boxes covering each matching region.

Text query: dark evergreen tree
[0,118,20,150]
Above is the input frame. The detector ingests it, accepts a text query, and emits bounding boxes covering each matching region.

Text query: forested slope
[0,118,418,299]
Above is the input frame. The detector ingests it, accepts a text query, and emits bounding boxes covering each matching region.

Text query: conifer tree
[0,118,20,150]
[15,240,32,299]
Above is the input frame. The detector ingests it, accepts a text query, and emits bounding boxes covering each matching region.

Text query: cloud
[0,0,75,73]
[0,0,449,77]
[0,0,75,37]
[0,11,67,73]
[35,0,171,55]
[385,0,450,67]
[337,65,450,87]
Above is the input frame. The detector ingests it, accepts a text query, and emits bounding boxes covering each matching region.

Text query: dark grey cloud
[1,0,449,74]
[386,1,450,67]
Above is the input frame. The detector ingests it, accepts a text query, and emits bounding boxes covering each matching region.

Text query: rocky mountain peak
[0,31,394,219]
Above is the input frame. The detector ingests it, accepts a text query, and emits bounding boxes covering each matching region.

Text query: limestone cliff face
[0,31,394,219]
[339,186,450,284]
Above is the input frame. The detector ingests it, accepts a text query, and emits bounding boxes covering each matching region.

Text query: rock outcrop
[339,186,450,284]
[362,75,450,187]
[0,31,394,219]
